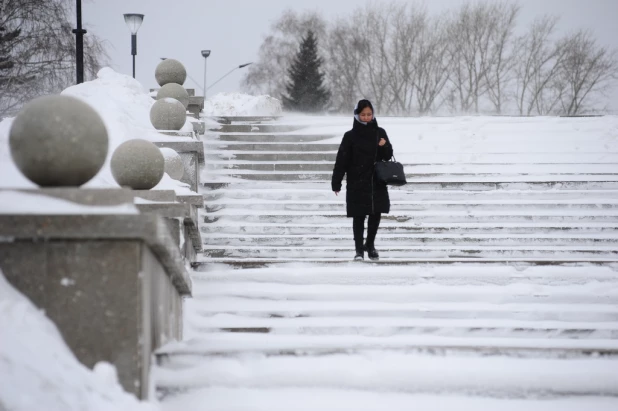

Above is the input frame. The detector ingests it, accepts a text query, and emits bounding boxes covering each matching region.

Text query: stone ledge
[176,193,204,208]
[209,115,282,124]
[135,201,202,253]
[153,141,205,163]
[134,190,203,208]
[133,190,177,203]
[0,214,192,295]
[15,188,135,206]
[136,202,191,219]
[158,130,195,138]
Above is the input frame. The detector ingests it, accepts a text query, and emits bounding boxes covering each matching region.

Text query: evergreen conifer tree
[282,30,330,112]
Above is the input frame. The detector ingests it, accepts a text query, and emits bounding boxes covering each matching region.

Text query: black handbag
[375,156,407,186]
[374,132,406,186]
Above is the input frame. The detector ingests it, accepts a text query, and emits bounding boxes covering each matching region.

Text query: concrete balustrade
[0,77,203,399]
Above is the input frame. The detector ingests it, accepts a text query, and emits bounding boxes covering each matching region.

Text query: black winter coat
[331,118,394,217]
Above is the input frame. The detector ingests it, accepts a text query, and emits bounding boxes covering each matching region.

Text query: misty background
[2,0,618,116]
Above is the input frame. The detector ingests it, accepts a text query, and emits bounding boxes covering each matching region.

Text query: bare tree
[513,16,566,115]
[482,2,520,113]
[414,13,453,115]
[359,3,392,112]
[0,0,108,118]
[447,2,492,113]
[241,9,327,100]
[555,30,618,115]
[324,13,366,112]
[385,3,427,115]
[446,1,520,114]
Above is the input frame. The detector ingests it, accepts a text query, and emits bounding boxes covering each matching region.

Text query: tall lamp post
[201,50,211,100]
[123,13,145,79]
[207,63,252,91]
[72,0,87,84]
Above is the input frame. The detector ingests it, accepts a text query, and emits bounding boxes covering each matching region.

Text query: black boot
[364,242,379,260]
[354,240,364,261]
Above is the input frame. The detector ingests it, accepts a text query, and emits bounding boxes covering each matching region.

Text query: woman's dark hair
[354,99,374,115]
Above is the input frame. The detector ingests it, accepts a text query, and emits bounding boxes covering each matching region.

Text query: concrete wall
[0,238,184,398]
[0,211,191,399]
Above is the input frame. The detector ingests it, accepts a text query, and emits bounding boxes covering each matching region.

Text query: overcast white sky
[82,0,618,110]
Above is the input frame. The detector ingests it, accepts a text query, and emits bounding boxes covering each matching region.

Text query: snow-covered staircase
[154,116,618,408]
[196,116,618,265]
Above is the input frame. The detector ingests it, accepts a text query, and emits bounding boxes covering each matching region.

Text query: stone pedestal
[158,130,194,138]
[133,190,203,263]
[0,189,191,400]
[188,96,204,119]
[153,141,205,193]
[188,119,206,135]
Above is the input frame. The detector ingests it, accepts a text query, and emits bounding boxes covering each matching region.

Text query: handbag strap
[375,131,395,163]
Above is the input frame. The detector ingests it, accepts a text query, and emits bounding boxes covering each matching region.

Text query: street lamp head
[201,50,211,58]
[123,13,144,34]
[239,62,253,69]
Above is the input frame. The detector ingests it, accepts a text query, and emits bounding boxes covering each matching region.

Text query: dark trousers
[353,213,382,249]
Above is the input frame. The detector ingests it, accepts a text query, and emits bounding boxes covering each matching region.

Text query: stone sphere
[157,83,189,109]
[155,58,186,86]
[159,148,184,180]
[150,98,187,131]
[9,95,108,187]
[110,139,164,190]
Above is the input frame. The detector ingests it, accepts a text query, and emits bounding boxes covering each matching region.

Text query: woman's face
[359,107,373,123]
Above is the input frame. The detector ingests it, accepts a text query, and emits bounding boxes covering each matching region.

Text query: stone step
[153,386,618,410]
[189,263,618,283]
[212,152,337,162]
[201,141,340,152]
[204,161,618,174]
[203,210,618,224]
[191,325,617,341]
[203,170,618,182]
[190,314,618,334]
[214,124,306,133]
[207,134,336,143]
[204,201,618,213]
[207,151,618,163]
[201,246,618,259]
[155,348,618,401]
[194,258,618,268]
[202,234,618,247]
[200,222,618,235]
[202,181,618,191]
[208,115,282,124]
[191,282,617,305]
[157,333,618,357]
[189,296,618,321]
[204,188,618,202]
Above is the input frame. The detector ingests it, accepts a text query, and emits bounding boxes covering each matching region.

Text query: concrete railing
[0,58,205,399]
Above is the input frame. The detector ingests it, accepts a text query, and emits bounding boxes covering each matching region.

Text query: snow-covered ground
[203,92,282,117]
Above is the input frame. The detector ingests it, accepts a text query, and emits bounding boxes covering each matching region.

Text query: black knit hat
[354,99,374,115]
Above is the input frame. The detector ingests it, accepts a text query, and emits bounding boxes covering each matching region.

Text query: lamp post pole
[201,50,211,100]
[131,33,137,78]
[72,0,87,84]
[206,63,252,92]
